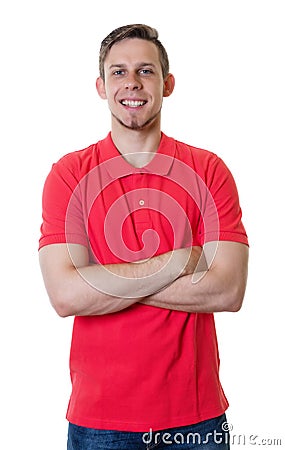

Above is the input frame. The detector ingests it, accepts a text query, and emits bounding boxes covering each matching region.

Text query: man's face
[97,38,174,131]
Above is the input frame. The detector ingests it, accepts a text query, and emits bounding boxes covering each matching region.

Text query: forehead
[105,38,161,68]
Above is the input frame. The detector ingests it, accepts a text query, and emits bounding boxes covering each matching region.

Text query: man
[39,24,248,449]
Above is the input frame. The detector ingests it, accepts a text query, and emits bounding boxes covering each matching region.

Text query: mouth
[120,99,147,108]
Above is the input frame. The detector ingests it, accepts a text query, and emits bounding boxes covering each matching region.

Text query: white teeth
[121,100,146,107]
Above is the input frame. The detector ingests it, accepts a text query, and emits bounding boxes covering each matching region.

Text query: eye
[113,70,125,76]
[139,68,154,75]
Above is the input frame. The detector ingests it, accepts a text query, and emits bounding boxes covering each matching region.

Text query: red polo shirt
[39,132,248,431]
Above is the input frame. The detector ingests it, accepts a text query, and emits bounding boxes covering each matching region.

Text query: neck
[110,119,162,168]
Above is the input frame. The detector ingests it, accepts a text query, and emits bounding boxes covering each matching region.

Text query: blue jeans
[67,413,230,449]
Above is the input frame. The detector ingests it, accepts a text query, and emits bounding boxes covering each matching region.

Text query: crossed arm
[39,240,248,317]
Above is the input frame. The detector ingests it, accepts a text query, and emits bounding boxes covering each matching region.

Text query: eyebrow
[108,62,156,70]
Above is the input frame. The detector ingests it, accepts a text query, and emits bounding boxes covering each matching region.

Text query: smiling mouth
[120,100,147,108]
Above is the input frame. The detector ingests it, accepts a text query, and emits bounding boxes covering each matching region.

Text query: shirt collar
[97,132,176,179]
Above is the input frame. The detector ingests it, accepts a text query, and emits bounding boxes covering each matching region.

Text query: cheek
[153,89,164,106]
[105,84,120,102]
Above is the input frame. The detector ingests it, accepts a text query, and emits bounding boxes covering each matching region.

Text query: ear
[163,73,175,97]
[96,77,107,99]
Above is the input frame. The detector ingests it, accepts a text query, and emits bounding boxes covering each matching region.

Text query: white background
[1,0,284,448]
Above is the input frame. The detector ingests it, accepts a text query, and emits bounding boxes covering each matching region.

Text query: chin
[113,112,160,132]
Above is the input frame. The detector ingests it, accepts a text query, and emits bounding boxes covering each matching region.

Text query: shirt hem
[38,234,89,250]
[66,403,229,432]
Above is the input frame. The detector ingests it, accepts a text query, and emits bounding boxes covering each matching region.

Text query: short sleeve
[200,156,248,246]
[39,158,89,250]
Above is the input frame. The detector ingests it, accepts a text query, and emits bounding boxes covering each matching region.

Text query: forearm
[69,258,170,316]
[54,264,137,317]
[40,244,198,317]
[141,270,237,313]
[141,242,249,313]
[72,248,197,315]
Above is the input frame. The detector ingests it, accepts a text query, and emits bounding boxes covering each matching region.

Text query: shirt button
[139,199,145,206]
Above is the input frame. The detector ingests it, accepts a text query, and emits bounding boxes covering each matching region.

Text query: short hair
[99,24,169,81]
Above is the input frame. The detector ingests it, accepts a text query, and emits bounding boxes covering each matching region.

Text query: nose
[124,73,142,90]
